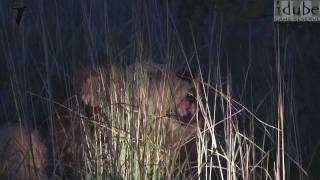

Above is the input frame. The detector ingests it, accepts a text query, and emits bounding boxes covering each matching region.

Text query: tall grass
[74,63,200,179]
[0,0,307,179]
[46,60,303,180]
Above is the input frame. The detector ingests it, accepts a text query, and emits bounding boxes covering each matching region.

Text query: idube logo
[274,0,320,21]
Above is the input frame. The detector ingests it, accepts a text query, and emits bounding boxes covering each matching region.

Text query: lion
[0,124,47,180]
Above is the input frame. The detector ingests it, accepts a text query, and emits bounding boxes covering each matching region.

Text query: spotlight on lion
[49,62,204,179]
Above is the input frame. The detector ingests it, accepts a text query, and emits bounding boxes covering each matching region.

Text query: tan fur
[0,124,47,180]
[56,62,202,177]
[79,62,200,150]
[80,62,195,115]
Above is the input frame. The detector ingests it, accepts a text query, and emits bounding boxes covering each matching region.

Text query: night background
[0,0,319,179]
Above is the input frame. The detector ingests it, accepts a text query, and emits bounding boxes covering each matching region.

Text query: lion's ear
[176,65,198,82]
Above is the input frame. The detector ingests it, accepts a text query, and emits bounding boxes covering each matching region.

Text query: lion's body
[0,124,47,180]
